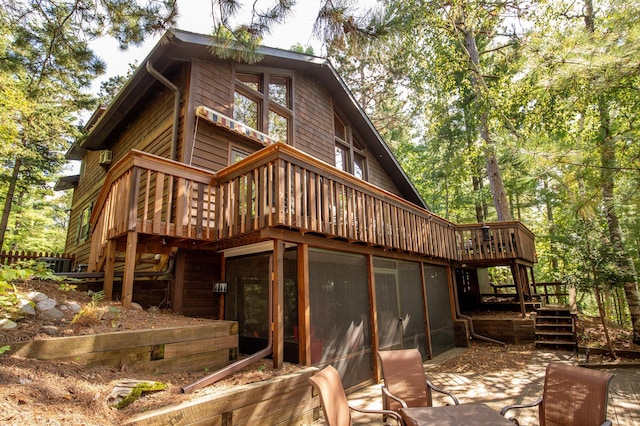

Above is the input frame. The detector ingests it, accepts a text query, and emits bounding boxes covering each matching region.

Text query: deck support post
[272,239,284,368]
[122,230,138,309]
[103,240,117,301]
[367,255,381,382]
[297,244,310,365]
[511,262,527,318]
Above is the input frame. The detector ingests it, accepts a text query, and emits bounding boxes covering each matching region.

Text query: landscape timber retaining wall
[470,318,535,344]
[124,367,320,426]
[11,322,238,373]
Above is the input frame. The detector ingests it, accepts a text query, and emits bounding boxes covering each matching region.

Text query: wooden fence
[0,250,75,272]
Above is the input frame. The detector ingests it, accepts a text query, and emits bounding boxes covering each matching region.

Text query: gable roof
[74,29,427,209]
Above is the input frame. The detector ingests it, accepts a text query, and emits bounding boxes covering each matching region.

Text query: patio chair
[500,362,614,426]
[377,349,460,414]
[308,365,402,426]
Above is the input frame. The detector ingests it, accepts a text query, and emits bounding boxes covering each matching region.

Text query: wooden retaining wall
[471,318,535,344]
[11,322,238,374]
[124,367,320,425]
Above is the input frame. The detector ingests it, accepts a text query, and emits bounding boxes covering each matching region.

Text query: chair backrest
[378,349,431,411]
[308,365,352,426]
[541,362,613,426]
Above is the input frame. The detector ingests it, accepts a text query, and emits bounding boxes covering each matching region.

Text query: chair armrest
[348,404,403,425]
[381,385,409,408]
[601,421,612,426]
[426,380,460,405]
[499,397,543,416]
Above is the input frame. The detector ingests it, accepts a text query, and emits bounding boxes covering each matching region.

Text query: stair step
[537,306,571,311]
[535,341,576,348]
[535,314,573,319]
[535,331,574,337]
[535,322,573,327]
[536,335,575,341]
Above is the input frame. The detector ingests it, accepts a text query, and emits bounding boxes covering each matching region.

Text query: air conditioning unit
[99,150,112,166]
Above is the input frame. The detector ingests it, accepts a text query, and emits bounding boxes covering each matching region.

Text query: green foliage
[2,190,71,253]
[0,0,178,250]
[0,344,10,355]
[0,260,67,316]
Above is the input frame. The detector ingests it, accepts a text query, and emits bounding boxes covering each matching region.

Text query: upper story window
[76,202,93,244]
[230,146,250,164]
[334,114,367,180]
[234,72,292,143]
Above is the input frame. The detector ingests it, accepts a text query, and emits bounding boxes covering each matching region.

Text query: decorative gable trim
[195,105,278,146]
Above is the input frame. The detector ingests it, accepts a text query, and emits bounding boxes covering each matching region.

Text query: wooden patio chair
[308,365,402,426]
[500,362,614,426]
[377,349,460,414]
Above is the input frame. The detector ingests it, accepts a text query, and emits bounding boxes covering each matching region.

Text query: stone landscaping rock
[36,298,57,311]
[18,299,36,316]
[27,291,48,302]
[40,308,65,322]
[40,325,59,336]
[65,301,82,313]
[0,318,17,330]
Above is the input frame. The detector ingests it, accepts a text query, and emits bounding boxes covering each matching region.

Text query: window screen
[308,248,371,388]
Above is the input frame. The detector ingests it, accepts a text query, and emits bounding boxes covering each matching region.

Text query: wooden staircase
[534,306,577,350]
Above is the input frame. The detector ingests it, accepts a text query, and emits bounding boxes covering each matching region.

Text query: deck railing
[455,222,537,264]
[88,145,535,269]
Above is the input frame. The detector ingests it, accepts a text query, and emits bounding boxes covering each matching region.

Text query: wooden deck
[87,145,536,272]
[344,347,640,426]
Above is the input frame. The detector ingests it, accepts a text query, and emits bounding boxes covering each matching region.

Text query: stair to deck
[534,306,576,350]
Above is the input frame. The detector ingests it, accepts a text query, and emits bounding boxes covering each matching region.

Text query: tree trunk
[463,29,512,221]
[462,89,485,223]
[583,0,640,343]
[594,282,617,360]
[598,96,640,343]
[472,175,484,222]
[0,157,22,250]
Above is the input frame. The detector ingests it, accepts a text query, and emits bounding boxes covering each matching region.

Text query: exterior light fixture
[481,224,492,242]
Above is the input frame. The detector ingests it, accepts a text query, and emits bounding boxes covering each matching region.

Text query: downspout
[181,271,274,394]
[458,312,506,347]
[452,271,506,347]
[146,61,180,161]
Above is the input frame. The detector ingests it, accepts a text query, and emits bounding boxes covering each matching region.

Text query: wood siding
[66,65,190,264]
[292,72,334,162]
[187,61,402,197]
[66,150,108,265]
[178,250,223,318]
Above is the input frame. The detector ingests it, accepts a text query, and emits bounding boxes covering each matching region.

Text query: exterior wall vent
[99,150,112,166]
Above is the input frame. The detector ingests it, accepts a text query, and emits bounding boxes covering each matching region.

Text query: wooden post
[172,251,185,314]
[421,262,434,360]
[122,231,138,309]
[367,255,380,382]
[511,262,527,318]
[103,240,117,301]
[219,252,226,320]
[272,239,284,368]
[297,244,310,365]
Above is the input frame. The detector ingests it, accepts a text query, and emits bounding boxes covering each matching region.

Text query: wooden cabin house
[56,30,537,388]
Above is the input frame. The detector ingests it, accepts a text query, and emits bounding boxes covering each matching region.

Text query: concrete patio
[343,347,640,426]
